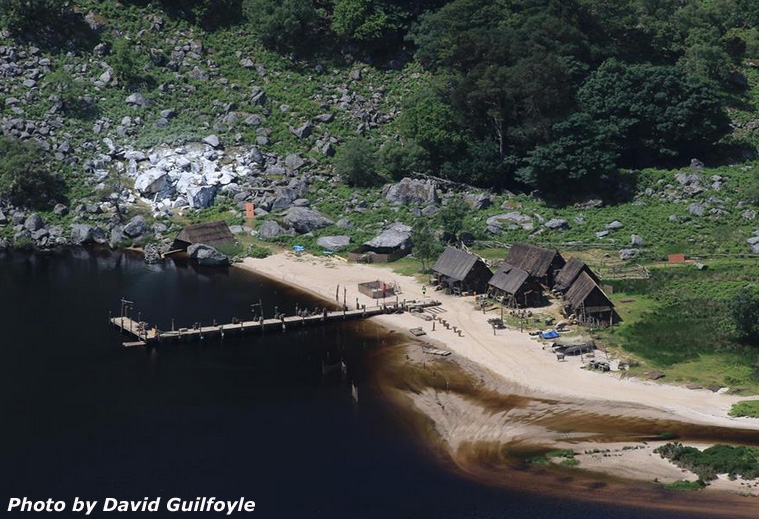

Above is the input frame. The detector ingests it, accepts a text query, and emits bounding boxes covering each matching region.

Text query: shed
[348,223,412,263]
[432,247,493,295]
[554,257,600,293]
[172,221,235,250]
[505,243,565,287]
[488,263,544,307]
[564,272,614,325]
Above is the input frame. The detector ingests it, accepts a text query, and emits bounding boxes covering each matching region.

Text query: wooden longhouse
[172,221,235,250]
[432,247,493,295]
[554,257,600,293]
[504,243,565,288]
[564,272,614,325]
[487,264,544,308]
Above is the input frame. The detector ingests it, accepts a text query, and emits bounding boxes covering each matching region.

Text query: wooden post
[356,297,359,310]
[171,318,175,332]
[343,287,347,307]
[336,285,339,302]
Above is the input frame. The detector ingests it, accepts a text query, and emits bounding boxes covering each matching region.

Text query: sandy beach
[239,252,759,431]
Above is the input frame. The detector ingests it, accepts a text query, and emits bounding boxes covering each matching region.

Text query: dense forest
[1,0,759,201]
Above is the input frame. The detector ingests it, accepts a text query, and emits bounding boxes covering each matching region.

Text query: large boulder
[688,203,705,217]
[71,224,106,245]
[123,215,148,238]
[283,207,333,233]
[202,134,221,148]
[134,169,169,195]
[24,213,44,232]
[125,92,149,107]
[385,178,437,206]
[544,218,568,230]
[605,220,623,230]
[619,249,639,261]
[317,235,351,251]
[270,187,298,210]
[187,185,217,209]
[187,243,230,266]
[0,209,6,225]
[630,234,645,247]
[464,192,491,210]
[486,212,533,232]
[257,220,285,240]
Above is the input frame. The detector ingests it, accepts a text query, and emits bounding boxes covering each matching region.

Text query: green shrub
[334,138,383,187]
[0,136,65,208]
[729,400,759,418]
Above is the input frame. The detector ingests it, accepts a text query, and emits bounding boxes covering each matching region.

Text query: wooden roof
[505,243,563,278]
[432,247,485,281]
[174,221,235,247]
[565,272,612,310]
[488,264,531,294]
[554,257,599,291]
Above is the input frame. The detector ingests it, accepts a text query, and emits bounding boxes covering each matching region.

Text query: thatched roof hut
[554,257,600,293]
[172,221,235,250]
[505,243,565,286]
[488,263,543,307]
[432,247,493,295]
[564,271,614,324]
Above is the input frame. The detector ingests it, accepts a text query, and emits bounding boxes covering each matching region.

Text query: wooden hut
[564,272,614,325]
[487,264,544,308]
[432,247,493,295]
[554,257,600,293]
[505,243,565,287]
[172,221,235,250]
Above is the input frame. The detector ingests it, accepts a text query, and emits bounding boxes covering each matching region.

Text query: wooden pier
[110,301,438,348]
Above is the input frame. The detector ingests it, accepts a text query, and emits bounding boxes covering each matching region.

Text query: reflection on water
[0,249,721,519]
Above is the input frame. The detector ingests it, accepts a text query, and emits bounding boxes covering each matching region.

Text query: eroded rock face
[187,185,216,209]
[385,178,438,207]
[619,249,639,261]
[187,243,229,266]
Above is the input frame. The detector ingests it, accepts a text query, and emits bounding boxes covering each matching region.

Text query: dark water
[0,250,705,518]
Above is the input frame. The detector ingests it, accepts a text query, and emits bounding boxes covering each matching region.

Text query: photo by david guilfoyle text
[7,497,257,514]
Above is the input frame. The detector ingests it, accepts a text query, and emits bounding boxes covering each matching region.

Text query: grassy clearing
[665,480,706,491]
[729,400,759,418]
[596,261,759,393]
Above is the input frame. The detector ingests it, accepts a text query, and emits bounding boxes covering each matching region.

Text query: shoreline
[236,252,759,431]
[235,251,759,511]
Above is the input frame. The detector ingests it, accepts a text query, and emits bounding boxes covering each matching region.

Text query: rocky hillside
[2,0,759,264]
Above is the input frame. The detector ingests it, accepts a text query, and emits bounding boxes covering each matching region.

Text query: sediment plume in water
[368,340,759,518]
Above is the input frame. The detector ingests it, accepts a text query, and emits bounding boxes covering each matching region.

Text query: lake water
[0,249,708,518]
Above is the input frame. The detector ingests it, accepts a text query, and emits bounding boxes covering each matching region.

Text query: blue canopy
[540,330,560,340]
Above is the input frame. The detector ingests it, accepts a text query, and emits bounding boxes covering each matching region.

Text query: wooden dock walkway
[110,301,438,348]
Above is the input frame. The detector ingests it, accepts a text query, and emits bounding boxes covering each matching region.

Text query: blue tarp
[293,245,305,252]
[540,330,560,340]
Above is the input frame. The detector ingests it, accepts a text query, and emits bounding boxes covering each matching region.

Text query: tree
[244,0,319,51]
[334,138,381,187]
[377,140,429,181]
[412,217,440,272]
[0,136,64,208]
[45,68,93,118]
[578,59,730,165]
[331,0,392,42]
[0,0,65,35]
[437,197,468,241]
[397,80,467,170]
[111,38,140,86]
[729,287,759,343]
[517,112,620,195]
